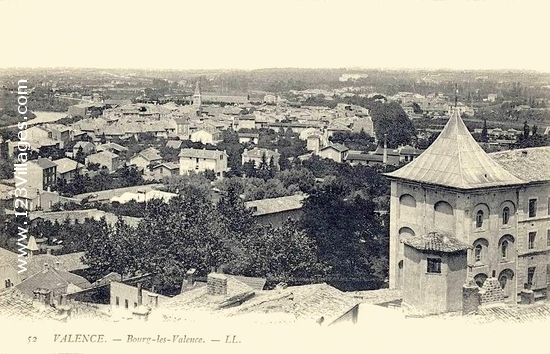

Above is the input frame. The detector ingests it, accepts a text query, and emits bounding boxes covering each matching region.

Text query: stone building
[385,110,550,312]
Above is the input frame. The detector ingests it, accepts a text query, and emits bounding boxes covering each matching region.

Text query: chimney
[43,263,49,272]
[137,283,143,306]
[33,288,52,308]
[207,273,227,296]
[46,248,51,255]
[54,261,61,271]
[147,294,159,308]
[186,268,196,287]
[181,268,196,293]
[132,304,150,321]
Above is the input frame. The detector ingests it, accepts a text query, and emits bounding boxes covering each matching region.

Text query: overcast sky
[1,0,548,71]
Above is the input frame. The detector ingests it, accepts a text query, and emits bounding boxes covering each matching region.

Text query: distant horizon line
[1,66,549,74]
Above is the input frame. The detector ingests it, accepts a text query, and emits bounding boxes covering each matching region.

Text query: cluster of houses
[391,92,475,119]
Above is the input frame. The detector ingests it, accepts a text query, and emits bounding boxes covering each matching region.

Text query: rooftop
[225,283,361,326]
[136,147,162,162]
[402,231,471,253]
[30,209,142,228]
[179,148,227,160]
[320,143,349,153]
[245,194,306,216]
[0,288,57,320]
[488,146,550,183]
[242,147,280,159]
[72,183,164,202]
[30,158,57,170]
[385,111,524,189]
[15,266,92,300]
[52,158,81,174]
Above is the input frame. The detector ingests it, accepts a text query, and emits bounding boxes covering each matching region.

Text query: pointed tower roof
[385,111,524,189]
[27,236,39,252]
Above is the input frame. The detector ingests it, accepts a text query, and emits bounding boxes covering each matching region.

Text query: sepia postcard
[1,1,550,353]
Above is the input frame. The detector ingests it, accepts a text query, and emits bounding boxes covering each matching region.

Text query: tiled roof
[229,275,267,291]
[385,111,524,189]
[245,194,306,216]
[86,150,118,159]
[320,143,349,153]
[26,252,88,275]
[0,247,20,270]
[226,283,361,326]
[15,267,91,300]
[472,303,550,324]
[346,153,383,162]
[137,147,162,162]
[53,158,81,174]
[31,158,57,169]
[179,148,226,160]
[0,288,57,320]
[151,162,180,170]
[96,142,128,152]
[160,275,254,314]
[242,148,280,159]
[402,231,471,253]
[488,146,550,182]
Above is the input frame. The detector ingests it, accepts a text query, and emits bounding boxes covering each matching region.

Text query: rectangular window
[547,196,550,215]
[528,232,536,249]
[115,296,120,306]
[547,230,550,247]
[124,299,129,309]
[527,267,536,287]
[134,302,137,308]
[427,258,442,273]
[528,199,537,217]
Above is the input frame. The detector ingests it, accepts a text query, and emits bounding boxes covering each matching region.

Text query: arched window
[399,227,415,239]
[434,201,454,231]
[502,207,510,225]
[399,194,417,222]
[474,244,483,262]
[501,240,509,259]
[476,210,484,228]
[474,273,488,288]
[472,238,488,265]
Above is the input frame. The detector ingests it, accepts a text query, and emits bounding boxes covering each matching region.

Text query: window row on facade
[399,194,550,229]
[473,235,515,264]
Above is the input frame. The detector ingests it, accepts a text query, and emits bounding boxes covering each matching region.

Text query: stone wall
[207,273,227,296]
[479,277,505,304]
[462,280,480,315]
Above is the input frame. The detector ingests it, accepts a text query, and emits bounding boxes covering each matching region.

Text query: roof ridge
[385,110,524,189]
[454,112,466,187]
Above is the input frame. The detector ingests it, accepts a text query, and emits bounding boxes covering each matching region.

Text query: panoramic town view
[1,66,550,325]
[0,1,549,353]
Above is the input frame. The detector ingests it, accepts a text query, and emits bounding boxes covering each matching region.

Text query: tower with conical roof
[384,110,532,306]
